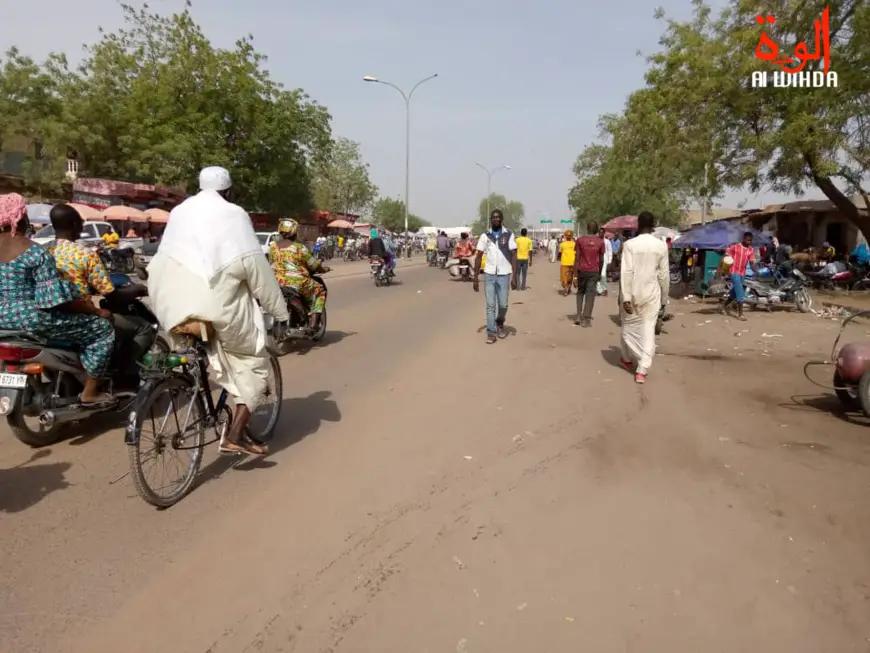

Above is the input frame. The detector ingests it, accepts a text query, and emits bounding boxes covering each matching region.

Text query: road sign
[560,219,573,224]
[540,219,552,223]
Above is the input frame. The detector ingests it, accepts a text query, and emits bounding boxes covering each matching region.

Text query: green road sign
[560,219,573,224]
[540,219,552,223]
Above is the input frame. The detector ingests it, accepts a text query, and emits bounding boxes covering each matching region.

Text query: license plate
[0,373,27,389]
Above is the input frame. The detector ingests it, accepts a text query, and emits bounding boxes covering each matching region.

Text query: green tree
[0,48,68,197]
[371,196,428,232]
[472,193,525,233]
[312,137,378,216]
[577,0,870,237]
[1,1,333,215]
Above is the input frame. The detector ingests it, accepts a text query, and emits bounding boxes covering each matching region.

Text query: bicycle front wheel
[247,355,283,444]
[127,376,205,508]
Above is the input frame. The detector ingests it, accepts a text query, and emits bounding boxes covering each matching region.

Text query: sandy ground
[1,256,869,653]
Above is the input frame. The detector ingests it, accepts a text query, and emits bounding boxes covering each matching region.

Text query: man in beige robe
[148,167,289,455]
[618,211,670,384]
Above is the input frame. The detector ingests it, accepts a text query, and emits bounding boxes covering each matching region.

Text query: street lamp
[476,163,511,221]
[363,73,438,236]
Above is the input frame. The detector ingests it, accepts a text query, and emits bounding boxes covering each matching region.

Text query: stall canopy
[103,205,148,222]
[26,203,53,224]
[602,215,637,231]
[673,221,773,250]
[143,208,170,224]
[68,203,104,221]
[327,219,353,229]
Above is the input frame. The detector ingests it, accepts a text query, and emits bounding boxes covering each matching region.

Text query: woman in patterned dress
[0,194,116,405]
[268,218,330,332]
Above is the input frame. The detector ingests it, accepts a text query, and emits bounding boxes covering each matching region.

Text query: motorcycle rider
[436,230,450,262]
[269,218,330,332]
[48,203,154,377]
[368,228,395,276]
[451,232,475,278]
[148,166,290,456]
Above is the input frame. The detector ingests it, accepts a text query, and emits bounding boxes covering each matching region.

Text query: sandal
[219,436,268,456]
[619,358,634,373]
[79,393,117,408]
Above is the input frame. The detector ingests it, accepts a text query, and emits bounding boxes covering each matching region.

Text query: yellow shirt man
[102,231,120,248]
[515,235,533,261]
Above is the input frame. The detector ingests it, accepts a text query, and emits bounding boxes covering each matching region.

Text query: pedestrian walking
[548,236,558,264]
[515,228,533,290]
[618,211,669,384]
[473,209,518,344]
[720,231,756,322]
[596,227,613,296]
[574,221,605,327]
[558,230,576,296]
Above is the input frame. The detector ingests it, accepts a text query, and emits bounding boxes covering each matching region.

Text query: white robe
[147,190,289,409]
[618,233,670,375]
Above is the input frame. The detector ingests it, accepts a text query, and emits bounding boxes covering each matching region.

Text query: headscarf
[0,193,27,235]
[370,228,379,239]
[278,218,298,236]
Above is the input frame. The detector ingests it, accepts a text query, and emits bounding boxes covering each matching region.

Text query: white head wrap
[199,166,232,192]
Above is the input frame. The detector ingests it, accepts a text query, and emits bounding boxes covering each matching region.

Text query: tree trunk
[805,152,870,243]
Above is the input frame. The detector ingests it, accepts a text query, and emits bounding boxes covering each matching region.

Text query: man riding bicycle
[269,218,330,333]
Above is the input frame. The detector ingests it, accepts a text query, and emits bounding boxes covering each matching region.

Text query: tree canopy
[568,0,870,236]
[0,1,342,216]
[472,193,525,233]
[312,137,378,216]
[371,196,428,233]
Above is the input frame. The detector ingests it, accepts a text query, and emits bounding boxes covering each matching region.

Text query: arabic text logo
[750,6,838,88]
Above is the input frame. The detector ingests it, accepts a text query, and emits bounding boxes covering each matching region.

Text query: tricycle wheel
[859,371,870,418]
[834,371,860,411]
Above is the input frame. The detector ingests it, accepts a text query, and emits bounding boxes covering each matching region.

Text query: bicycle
[125,325,283,508]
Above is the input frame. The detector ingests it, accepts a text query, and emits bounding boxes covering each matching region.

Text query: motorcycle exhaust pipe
[38,402,117,427]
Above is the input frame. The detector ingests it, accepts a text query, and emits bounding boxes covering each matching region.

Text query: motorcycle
[436,252,448,269]
[99,246,136,274]
[269,273,329,355]
[447,257,474,281]
[370,257,393,287]
[0,273,166,447]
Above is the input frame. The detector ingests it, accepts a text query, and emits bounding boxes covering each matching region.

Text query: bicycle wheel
[247,355,283,443]
[128,376,205,508]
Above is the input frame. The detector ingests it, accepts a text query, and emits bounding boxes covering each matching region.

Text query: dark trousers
[112,314,154,373]
[516,259,529,289]
[575,271,600,319]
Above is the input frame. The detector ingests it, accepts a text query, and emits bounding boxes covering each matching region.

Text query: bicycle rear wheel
[128,376,205,508]
[246,355,283,444]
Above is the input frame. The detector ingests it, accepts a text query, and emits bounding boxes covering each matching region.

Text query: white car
[32,221,116,248]
[256,231,279,254]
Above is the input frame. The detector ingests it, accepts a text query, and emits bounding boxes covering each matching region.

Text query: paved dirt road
[1,259,868,652]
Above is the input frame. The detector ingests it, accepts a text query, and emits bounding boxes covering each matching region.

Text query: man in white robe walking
[618,211,669,384]
[148,167,290,455]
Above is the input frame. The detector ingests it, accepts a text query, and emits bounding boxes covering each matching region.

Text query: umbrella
[653,226,679,241]
[673,221,772,250]
[327,219,353,229]
[26,203,53,224]
[143,208,170,224]
[68,203,104,221]
[103,205,148,222]
[602,215,637,231]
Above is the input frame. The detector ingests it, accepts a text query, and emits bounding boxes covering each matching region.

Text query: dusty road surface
[1,257,869,653]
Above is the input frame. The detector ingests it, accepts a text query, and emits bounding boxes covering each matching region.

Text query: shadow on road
[0,450,71,513]
[600,346,624,369]
[285,331,357,356]
[474,325,519,337]
[780,393,870,427]
[196,390,342,482]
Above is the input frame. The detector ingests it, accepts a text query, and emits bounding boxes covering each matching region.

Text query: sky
[2,0,818,226]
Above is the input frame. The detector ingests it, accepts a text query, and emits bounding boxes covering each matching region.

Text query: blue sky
[3,0,810,226]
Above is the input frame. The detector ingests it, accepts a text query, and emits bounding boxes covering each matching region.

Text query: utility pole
[701,162,710,225]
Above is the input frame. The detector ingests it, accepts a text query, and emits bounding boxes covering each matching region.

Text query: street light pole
[363,74,438,236]
[476,163,511,223]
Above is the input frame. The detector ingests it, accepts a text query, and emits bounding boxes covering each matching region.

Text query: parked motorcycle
[269,274,329,355]
[0,273,166,447]
[704,269,812,313]
[370,257,393,287]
